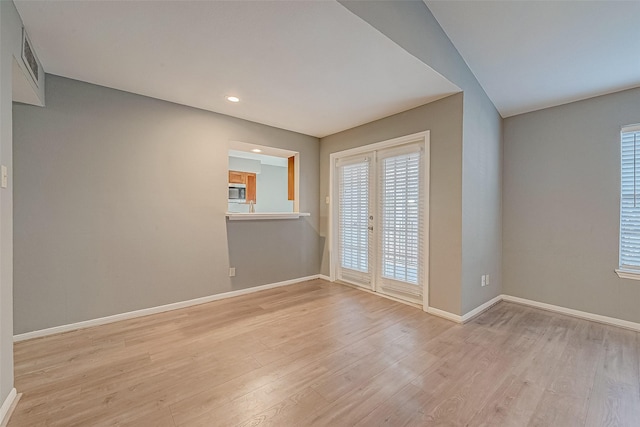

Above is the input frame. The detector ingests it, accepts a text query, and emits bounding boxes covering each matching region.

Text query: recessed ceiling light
[226,96,240,103]
[251,149,262,153]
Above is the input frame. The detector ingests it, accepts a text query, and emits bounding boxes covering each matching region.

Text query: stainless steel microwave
[228,183,246,203]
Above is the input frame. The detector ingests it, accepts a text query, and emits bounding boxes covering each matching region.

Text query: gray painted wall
[1,0,46,405]
[460,82,503,314]
[504,87,640,323]
[336,1,503,315]
[13,75,320,334]
[0,0,13,405]
[320,93,464,315]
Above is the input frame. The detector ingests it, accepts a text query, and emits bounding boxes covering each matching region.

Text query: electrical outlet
[229,267,236,277]
[325,196,330,204]
[481,275,486,287]
[486,274,490,285]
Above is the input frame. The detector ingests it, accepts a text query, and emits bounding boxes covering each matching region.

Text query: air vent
[21,28,40,87]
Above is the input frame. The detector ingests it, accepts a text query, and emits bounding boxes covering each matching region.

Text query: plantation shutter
[337,156,372,286]
[620,125,640,270]
[377,144,424,294]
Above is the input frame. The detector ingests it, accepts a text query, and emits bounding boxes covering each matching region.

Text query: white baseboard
[14,275,321,342]
[502,295,640,332]
[17,279,640,342]
[425,306,463,323]
[0,388,16,426]
[425,295,501,324]
[427,293,640,332]
[461,295,503,323]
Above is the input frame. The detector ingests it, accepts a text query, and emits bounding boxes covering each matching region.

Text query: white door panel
[334,136,428,306]
[336,155,373,288]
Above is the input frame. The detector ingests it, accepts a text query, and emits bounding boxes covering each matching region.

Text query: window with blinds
[338,158,371,284]
[378,148,422,288]
[620,125,640,271]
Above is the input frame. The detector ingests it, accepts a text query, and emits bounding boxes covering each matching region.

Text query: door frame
[328,131,430,310]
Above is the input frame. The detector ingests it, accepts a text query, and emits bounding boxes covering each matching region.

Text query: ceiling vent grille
[21,28,40,87]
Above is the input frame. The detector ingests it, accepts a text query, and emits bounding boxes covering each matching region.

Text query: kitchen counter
[225,212,310,221]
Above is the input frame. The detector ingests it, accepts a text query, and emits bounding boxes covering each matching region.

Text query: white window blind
[338,158,371,285]
[620,126,640,270]
[378,147,423,288]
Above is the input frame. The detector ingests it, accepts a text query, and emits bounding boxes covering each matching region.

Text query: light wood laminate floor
[9,279,640,426]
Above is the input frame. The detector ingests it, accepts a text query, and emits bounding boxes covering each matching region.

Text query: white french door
[334,136,427,306]
[336,154,373,286]
[376,144,424,300]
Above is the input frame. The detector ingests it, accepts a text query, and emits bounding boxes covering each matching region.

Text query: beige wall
[504,87,640,323]
[320,94,464,315]
[13,75,320,334]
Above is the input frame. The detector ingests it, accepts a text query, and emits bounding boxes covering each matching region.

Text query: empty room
[0,0,638,425]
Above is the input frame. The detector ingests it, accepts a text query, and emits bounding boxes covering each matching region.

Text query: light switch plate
[1,165,7,189]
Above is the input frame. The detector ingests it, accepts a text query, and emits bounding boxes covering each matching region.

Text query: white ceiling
[426,0,640,117]
[14,1,460,138]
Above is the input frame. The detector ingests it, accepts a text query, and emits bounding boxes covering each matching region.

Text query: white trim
[427,294,640,332]
[227,140,300,213]
[330,131,430,159]
[426,295,502,324]
[16,279,640,343]
[421,138,430,311]
[425,306,463,323]
[460,295,503,323]
[14,275,320,342]
[502,295,640,332]
[615,268,640,280]
[328,148,335,282]
[337,280,422,309]
[226,212,310,221]
[0,389,17,427]
[329,131,430,306]
[228,140,297,160]
[622,124,640,133]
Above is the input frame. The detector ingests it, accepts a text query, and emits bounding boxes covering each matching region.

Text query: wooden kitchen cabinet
[229,170,257,203]
[228,171,245,184]
[288,156,295,201]
[245,174,256,203]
